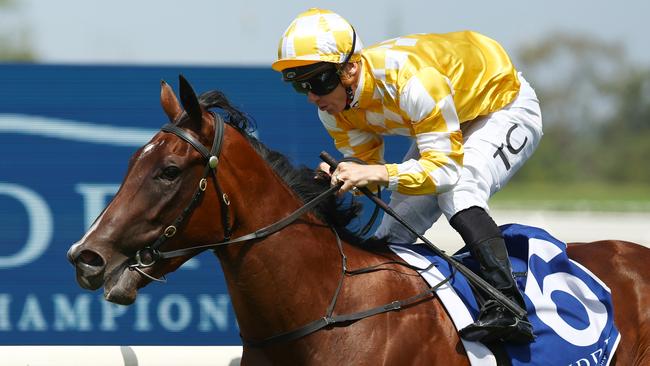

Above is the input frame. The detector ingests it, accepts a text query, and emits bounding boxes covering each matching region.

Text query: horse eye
[161,166,181,180]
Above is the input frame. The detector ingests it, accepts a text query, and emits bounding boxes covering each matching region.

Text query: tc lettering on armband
[493,123,528,170]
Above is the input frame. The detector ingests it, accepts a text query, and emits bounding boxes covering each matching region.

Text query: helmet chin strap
[344,86,354,110]
[341,25,357,111]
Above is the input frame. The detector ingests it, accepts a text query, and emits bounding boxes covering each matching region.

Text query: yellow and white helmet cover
[272,8,364,72]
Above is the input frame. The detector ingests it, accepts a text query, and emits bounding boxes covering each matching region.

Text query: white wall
[426,209,650,253]
[0,346,243,366]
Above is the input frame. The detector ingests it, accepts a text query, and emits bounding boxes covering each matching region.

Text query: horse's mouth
[74,262,106,290]
[103,264,142,305]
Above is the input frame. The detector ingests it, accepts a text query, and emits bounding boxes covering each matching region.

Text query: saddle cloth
[389,223,620,366]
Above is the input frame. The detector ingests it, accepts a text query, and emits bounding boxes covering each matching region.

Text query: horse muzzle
[67,243,107,290]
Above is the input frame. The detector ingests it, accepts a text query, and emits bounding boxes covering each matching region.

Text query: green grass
[490,182,650,211]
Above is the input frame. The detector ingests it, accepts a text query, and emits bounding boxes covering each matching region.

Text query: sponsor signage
[0,64,408,345]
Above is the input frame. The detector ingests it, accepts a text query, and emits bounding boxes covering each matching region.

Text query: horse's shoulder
[342,240,408,267]
[341,241,432,292]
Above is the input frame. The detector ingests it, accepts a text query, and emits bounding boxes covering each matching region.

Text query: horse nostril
[77,249,105,268]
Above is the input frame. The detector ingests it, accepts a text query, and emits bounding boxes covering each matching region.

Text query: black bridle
[127,112,231,279]
[127,112,452,347]
[127,112,341,279]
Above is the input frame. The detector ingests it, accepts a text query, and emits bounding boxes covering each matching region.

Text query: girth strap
[243,266,454,348]
[241,222,453,348]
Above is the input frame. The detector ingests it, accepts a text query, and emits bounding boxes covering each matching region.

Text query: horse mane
[198,90,364,242]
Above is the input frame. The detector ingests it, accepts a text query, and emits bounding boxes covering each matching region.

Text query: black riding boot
[449,207,534,344]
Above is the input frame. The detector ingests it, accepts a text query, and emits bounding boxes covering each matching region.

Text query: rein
[128,114,453,347]
[244,233,455,348]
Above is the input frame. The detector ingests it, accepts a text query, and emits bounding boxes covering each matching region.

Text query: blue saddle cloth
[389,223,620,366]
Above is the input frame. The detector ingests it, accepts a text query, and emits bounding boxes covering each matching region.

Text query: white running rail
[0,346,243,366]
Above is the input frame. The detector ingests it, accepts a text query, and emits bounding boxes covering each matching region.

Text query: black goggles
[283,63,341,96]
[291,68,341,96]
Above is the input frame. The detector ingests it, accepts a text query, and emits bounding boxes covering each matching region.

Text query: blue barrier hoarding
[0,64,408,345]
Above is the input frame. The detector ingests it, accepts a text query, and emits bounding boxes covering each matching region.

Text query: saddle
[390,224,620,366]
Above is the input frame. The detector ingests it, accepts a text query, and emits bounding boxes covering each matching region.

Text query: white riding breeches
[374,73,543,244]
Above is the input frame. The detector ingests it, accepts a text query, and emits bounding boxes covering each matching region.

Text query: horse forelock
[194,89,364,241]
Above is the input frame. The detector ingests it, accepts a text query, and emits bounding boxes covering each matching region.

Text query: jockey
[272,8,542,344]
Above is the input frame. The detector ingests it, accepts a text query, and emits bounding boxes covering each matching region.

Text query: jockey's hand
[330,162,388,195]
[318,162,333,175]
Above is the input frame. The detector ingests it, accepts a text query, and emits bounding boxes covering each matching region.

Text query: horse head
[67,75,245,305]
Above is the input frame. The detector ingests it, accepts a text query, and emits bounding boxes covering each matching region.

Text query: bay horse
[67,76,650,365]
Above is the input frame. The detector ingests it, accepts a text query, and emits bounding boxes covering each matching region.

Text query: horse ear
[178,74,203,127]
[160,80,182,122]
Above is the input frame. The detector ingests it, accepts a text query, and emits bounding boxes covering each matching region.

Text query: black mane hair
[198,90,364,240]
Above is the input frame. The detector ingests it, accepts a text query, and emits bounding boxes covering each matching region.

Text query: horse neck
[214,131,343,340]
